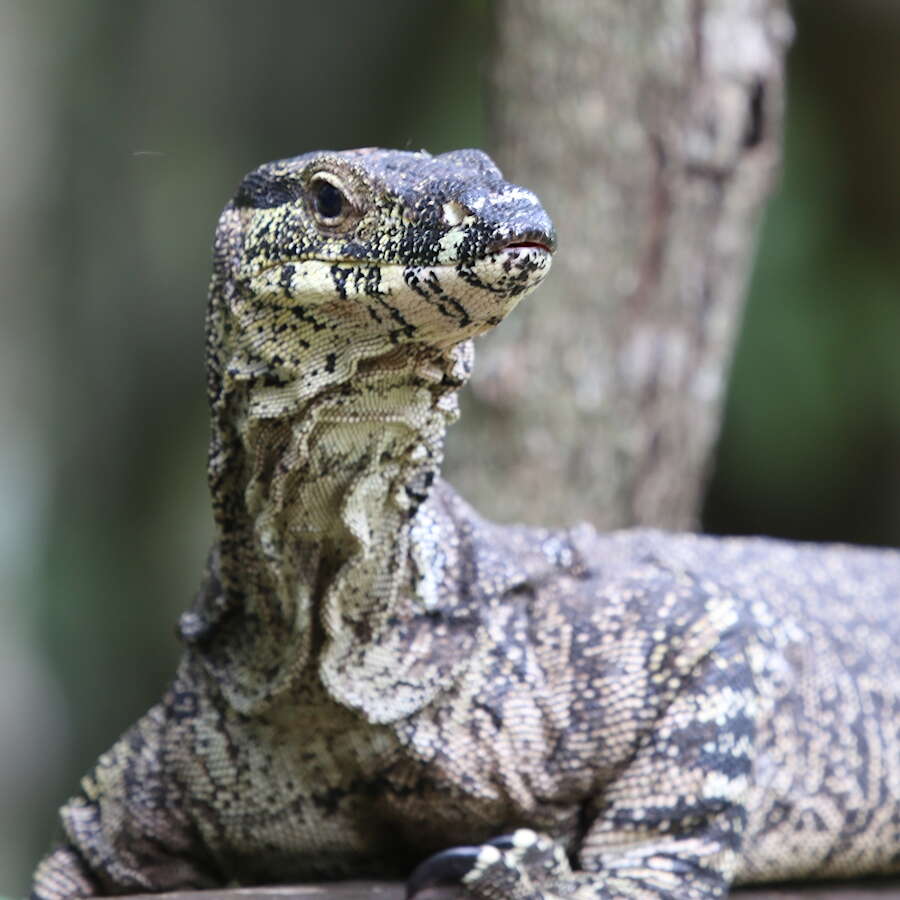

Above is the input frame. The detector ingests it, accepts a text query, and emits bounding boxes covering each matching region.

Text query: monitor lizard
[32,148,900,899]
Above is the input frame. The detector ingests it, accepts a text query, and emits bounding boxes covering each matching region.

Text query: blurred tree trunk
[445,0,792,530]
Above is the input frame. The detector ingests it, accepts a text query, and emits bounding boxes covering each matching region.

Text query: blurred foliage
[704,0,900,545]
[1,0,898,895]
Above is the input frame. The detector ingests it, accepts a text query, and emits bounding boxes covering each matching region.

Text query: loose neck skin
[221,340,470,608]
[201,320,476,718]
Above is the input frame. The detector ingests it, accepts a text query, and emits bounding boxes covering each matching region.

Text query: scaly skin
[33,149,900,899]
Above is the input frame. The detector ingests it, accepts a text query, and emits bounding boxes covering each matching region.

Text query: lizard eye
[310,176,348,225]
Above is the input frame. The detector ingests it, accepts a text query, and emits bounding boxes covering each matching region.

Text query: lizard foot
[31,845,99,900]
[407,829,571,899]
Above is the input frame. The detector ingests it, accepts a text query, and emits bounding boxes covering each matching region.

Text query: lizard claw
[406,832,554,899]
[406,845,482,898]
[484,833,517,851]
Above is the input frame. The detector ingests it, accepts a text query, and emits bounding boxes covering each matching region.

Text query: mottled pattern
[32,149,900,900]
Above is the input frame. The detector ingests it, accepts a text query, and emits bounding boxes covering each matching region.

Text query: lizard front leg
[31,695,225,899]
[408,626,755,899]
[407,827,734,899]
[30,847,99,900]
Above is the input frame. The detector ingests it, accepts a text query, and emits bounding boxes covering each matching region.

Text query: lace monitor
[32,148,900,899]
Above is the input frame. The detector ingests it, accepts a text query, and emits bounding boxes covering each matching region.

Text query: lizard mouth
[490,231,556,255]
[502,241,553,252]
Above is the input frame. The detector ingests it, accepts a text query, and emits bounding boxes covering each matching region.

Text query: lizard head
[209,148,555,383]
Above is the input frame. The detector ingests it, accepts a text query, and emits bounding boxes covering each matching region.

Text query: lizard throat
[205,341,473,687]
[243,353,454,552]
[195,341,475,715]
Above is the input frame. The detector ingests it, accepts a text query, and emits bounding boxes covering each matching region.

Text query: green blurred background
[1,1,898,894]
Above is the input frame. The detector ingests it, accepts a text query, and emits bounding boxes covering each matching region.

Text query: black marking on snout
[234,172,302,210]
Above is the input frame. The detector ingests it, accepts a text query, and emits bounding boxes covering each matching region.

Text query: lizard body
[32,149,900,900]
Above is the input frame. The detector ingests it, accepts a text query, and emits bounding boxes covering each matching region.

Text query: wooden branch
[105,880,900,900]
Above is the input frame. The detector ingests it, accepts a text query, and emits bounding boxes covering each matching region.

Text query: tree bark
[444,0,792,530]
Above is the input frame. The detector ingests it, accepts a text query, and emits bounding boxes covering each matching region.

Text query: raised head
[207,148,555,405]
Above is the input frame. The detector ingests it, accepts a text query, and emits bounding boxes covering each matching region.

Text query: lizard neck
[247,360,451,540]
[196,339,475,717]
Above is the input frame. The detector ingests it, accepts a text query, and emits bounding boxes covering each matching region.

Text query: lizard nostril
[442,200,470,227]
